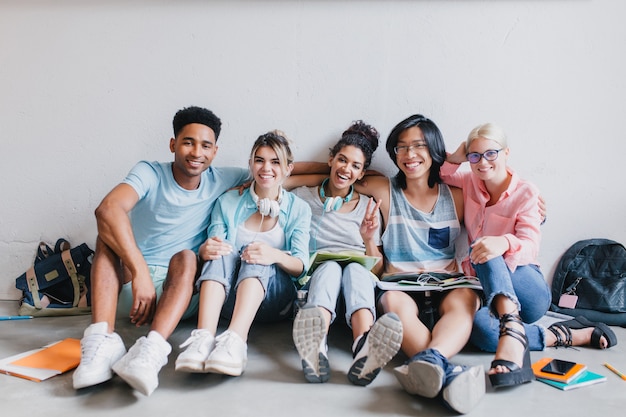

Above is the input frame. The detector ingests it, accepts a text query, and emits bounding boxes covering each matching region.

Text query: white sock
[87,321,110,335]
[352,334,365,354]
[147,330,172,354]
[319,336,328,354]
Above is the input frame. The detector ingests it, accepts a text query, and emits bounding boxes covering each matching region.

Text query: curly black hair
[329,120,380,170]
[172,106,222,140]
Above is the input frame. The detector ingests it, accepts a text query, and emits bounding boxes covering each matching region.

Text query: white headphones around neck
[319,178,354,212]
[249,182,282,218]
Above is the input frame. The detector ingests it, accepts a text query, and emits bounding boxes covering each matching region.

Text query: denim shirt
[207,187,312,281]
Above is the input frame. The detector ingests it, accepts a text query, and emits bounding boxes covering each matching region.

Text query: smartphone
[541,359,576,375]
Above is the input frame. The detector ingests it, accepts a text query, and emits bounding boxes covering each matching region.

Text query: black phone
[541,359,576,375]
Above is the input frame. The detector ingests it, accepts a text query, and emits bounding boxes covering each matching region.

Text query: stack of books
[532,357,607,391]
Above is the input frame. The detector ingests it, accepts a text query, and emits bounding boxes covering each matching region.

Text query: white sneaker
[175,329,216,373]
[348,312,403,386]
[112,333,172,396]
[73,322,126,389]
[292,306,330,383]
[204,330,247,376]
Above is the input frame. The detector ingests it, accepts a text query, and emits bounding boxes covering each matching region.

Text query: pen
[604,362,626,381]
[0,315,34,321]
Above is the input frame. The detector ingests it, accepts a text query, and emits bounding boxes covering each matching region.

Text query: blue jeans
[305,261,376,327]
[469,255,551,351]
[197,250,296,322]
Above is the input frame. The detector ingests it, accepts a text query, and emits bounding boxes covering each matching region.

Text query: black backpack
[550,238,626,327]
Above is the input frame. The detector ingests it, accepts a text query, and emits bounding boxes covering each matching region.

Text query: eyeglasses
[466,149,503,164]
[394,143,427,155]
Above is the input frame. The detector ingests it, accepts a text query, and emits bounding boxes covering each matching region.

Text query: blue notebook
[536,370,607,391]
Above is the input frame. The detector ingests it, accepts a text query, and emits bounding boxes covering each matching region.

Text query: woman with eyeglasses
[443,122,548,391]
[443,123,617,390]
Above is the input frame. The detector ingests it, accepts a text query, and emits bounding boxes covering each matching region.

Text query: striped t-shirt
[381,178,461,274]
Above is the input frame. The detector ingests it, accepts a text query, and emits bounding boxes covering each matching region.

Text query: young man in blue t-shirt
[73,106,250,395]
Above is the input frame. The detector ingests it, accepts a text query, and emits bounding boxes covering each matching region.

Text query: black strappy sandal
[489,313,535,388]
[548,315,617,349]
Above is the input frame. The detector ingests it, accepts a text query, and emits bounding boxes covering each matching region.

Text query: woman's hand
[239,241,277,265]
[470,236,509,264]
[199,236,233,261]
[447,142,467,165]
[360,197,382,242]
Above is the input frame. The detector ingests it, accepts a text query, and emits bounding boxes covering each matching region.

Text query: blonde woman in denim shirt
[175,130,311,377]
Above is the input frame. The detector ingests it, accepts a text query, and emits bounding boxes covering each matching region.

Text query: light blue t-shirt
[123,161,249,267]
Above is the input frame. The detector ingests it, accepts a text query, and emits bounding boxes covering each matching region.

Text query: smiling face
[250,145,291,196]
[170,123,218,190]
[327,145,366,194]
[467,137,509,182]
[394,126,432,181]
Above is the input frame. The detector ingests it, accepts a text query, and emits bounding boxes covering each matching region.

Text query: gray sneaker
[73,322,126,389]
[347,312,403,386]
[112,335,171,396]
[292,306,330,383]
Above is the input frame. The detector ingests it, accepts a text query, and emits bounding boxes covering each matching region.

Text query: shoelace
[213,331,238,355]
[80,334,108,365]
[179,330,211,350]
[132,338,166,367]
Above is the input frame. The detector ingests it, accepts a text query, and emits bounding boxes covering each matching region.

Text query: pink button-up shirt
[440,161,542,274]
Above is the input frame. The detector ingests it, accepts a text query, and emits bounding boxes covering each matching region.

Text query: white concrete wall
[1,0,625,300]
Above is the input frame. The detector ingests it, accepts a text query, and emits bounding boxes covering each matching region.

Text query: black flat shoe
[548,315,617,349]
[489,313,534,389]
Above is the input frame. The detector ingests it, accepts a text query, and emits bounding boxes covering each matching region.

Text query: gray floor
[1,300,625,417]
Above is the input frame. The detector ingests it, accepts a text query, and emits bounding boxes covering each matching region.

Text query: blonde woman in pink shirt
[442,122,549,389]
[443,123,617,390]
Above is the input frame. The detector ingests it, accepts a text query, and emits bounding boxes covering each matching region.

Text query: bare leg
[197,280,227,335]
[380,290,431,357]
[150,250,199,339]
[350,308,375,341]
[227,278,265,341]
[429,288,480,358]
[90,236,125,333]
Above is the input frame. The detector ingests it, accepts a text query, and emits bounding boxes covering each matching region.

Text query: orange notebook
[532,357,587,384]
[0,338,81,382]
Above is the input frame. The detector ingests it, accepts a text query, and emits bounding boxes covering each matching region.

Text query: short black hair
[172,106,222,140]
[386,114,446,189]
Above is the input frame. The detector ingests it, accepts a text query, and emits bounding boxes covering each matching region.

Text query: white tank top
[235,220,286,250]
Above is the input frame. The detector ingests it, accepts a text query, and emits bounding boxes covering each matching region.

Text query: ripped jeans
[469,255,551,352]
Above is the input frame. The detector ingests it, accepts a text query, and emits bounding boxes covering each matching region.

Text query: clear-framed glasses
[394,142,428,155]
[466,149,503,164]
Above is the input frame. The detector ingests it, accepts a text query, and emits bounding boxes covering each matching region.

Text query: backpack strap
[25,267,42,309]
[61,249,81,307]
